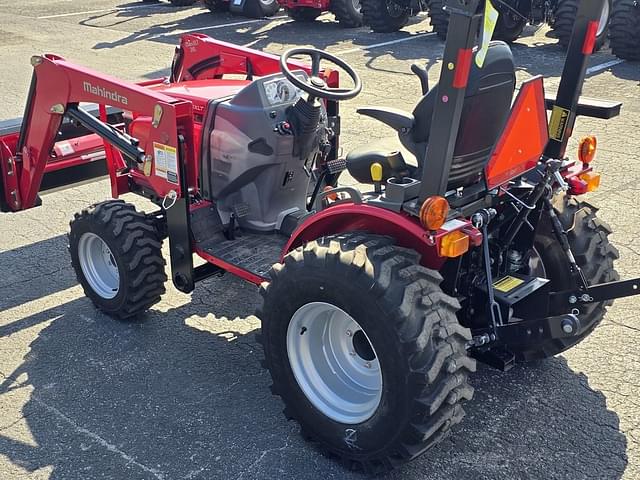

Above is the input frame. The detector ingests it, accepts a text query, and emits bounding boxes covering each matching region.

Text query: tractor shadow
[0,258,629,479]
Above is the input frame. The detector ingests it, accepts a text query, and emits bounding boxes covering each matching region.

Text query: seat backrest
[411,41,516,189]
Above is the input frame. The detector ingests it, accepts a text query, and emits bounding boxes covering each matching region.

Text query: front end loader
[1,0,637,473]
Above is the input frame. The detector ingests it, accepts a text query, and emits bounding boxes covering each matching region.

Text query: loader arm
[1,54,195,212]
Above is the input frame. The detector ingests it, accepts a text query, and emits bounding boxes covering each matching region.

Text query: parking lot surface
[0,1,639,479]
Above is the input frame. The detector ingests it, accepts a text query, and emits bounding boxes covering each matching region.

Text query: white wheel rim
[597,1,609,37]
[286,302,383,424]
[78,232,120,299]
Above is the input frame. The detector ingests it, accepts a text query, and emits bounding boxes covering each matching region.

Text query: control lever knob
[411,63,429,95]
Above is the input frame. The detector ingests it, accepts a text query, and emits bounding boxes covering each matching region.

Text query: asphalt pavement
[0,1,639,479]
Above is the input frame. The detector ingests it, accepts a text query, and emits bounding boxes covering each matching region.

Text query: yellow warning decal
[493,276,525,293]
[548,105,570,141]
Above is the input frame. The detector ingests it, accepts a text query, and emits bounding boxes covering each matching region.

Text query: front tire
[361,0,411,33]
[69,200,167,319]
[510,197,619,361]
[331,0,363,27]
[493,13,526,43]
[258,232,475,472]
[286,6,322,21]
[427,0,449,40]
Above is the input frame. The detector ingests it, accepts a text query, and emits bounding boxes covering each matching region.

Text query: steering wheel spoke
[280,47,362,102]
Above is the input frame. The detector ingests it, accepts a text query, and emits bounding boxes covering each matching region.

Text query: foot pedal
[326,158,347,174]
[233,203,250,218]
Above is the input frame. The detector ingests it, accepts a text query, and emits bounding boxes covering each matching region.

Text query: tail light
[440,230,470,258]
[578,136,597,164]
[419,196,449,231]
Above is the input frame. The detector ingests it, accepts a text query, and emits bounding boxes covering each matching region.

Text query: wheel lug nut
[349,351,356,356]
[364,362,371,368]
[346,330,352,337]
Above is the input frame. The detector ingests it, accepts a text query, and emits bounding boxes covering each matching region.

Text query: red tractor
[277,0,362,26]
[1,0,636,473]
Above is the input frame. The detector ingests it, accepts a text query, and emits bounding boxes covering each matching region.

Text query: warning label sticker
[493,276,525,293]
[548,105,570,141]
[153,142,178,184]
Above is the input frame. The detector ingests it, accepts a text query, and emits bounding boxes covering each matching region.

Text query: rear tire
[258,232,475,472]
[287,6,321,21]
[361,0,411,33]
[331,0,363,27]
[552,0,611,52]
[204,0,230,12]
[609,0,640,61]
[69,200,167,319]
[510,196,619,361]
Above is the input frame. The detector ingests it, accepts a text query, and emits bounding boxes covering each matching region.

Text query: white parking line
[37,3,172,19]
[586,59,625,75]
[151,15,289,38]
[334,32,436,55]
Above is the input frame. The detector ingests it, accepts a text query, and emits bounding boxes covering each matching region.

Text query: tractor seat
[347,41,516,190]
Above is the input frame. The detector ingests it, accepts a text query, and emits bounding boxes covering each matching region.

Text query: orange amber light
[579,171,601,192]
[440,230,470,258]
[419,196,449,231]
[578,136,597,164]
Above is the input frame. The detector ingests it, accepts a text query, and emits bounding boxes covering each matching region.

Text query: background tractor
[2,0,639,473]
[143,0,281,18]
[278,0,363,27]
[361,0,613,52]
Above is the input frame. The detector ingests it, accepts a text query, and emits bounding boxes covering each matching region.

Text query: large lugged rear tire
[361,0,411,33]
[609,0,640,61]
[331,0,363,27]
[509,197,619,361]
[427,0,449,40]
[258,232,475,473]
[552,0,611,52]
[69,200,167,319]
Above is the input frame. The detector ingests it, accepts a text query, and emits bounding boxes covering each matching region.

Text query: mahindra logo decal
[83,81,129,106]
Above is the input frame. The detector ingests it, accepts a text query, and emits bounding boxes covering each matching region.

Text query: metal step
[197,231,288,278]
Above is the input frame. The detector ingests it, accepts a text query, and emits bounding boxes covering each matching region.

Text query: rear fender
[281,203,445,269]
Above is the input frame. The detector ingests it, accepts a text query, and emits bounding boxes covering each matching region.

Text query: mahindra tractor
[1,0,637,473]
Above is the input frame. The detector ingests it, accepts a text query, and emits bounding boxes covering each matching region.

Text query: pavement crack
[31,396,167,480]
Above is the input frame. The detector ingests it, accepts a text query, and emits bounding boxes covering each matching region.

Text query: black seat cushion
[412,41,516,188]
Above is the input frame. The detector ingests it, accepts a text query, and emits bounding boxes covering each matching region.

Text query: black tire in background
[204,0,230,12]
[609,0,640,61]
[331,0,363,27]
[492,13,526,43]
[243,0,280,17]
[287,6,322,21]
[168,0,196,5]
[69,200,167,319]
[552,0,611,52]
[508,196,619,361]
[427,0,449,40]
[361,0,411,32]
[258,232,476,473]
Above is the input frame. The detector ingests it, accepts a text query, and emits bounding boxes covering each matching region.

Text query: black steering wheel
[279,48,362,102]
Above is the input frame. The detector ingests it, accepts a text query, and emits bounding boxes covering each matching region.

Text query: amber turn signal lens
[579,171,601,192]
[440,230,470,258]
[578,136,597,164]
[419,196,449,231]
